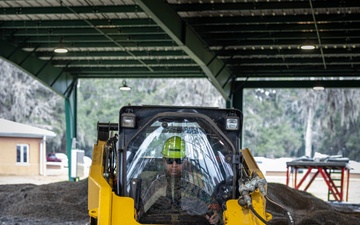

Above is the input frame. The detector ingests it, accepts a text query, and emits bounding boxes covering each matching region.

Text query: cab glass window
[125,116,233,223]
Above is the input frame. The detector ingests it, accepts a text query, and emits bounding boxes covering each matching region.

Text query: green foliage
[243,87,360,160]
[317,112,360,160]
[0,59,65,153]
[243,89,302,158]
[76,78,225,155]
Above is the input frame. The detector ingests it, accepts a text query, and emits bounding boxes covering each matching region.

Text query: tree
[243,88,302,157]
[0,59,65,152]
[317,89,360,159]
[243,87,360,161]
[291,88,360,157]
[289,89,326,157]
[76,78,225,155]
[3,57,360,161]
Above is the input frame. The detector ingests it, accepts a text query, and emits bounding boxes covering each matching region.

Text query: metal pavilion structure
[1,0,360,179]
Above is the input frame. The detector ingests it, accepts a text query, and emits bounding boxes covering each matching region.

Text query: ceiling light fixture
[313,80,325,91]
[54,37,68,53]
[313,85,325,91]
[301,39,316,50]
[301,45,316,50]
[54,47,68,53]
[120,80,131,91]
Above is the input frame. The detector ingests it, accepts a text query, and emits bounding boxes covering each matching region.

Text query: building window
[16,144,29,164]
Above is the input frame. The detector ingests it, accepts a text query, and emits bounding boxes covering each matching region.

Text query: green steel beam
[74,74,205,79]
[227,58,360,65]
[23,41,176,48]
[135,0,232,104]
[198,31,360,40]
[0,18,156,28]
[37,50,186,57]
[11,25,358,39]
[0,5,141,15]
[224,49,360,56]
[232,86,243,148]
[1,14,358,29]
[7,27,165,36]
[0,39,75,97]
[190,23,360,33]
[39,54,187,61]
[64,67,204,77]
[12,35,170,42]
[51,59,195,66]
[1,2,357,16]
[236,80,360,89]
[231,68,360,78]
[171,2,360,11]
[185,14,360,25]
[232,80,360,110]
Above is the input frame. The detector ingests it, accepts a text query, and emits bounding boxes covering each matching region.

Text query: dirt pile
[266,183,360,225]
[0,180,359,225]
[0,179,88,225]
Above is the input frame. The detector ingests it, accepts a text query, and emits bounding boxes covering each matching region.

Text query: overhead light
[301,45,315,50]
[313,80,325,91]
[54,47,68,53]
[313,86,325,91]
[54,37,68,53]
[300,38,316,50]
[120,80,131,91]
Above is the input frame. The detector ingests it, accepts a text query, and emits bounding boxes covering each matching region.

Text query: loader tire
[90,217,97,225]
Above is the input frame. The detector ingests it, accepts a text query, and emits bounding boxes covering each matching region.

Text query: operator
[138,136,221,225]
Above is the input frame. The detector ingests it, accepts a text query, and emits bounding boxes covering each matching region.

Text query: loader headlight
[226,116,239,130]
[121,113,136,128]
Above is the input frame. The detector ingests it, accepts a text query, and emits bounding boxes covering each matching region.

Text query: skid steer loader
[88,105,278,225]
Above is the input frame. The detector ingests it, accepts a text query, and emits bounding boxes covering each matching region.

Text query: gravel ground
[0,175,359,225]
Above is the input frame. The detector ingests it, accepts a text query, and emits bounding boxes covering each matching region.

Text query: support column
[65,80,77,181]
[232,82,244,148]
[40,136,47,176]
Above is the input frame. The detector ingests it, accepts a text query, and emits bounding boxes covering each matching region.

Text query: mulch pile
[266,183,360,225]
[0,180,359,225]
[0,180,88,225]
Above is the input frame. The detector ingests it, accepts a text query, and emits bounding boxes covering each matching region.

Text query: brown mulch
[0,180,359,225]
[266,183,360,225]
[0,180,88,225]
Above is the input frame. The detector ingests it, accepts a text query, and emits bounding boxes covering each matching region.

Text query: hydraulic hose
[249,204,267,224]
[238,174,269,224]
[265,196,295,225]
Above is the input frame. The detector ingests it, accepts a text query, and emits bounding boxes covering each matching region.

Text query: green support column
[232,86,243,113]
[225,99,232,109]
[65,80,77,181]
[232,82,244,148]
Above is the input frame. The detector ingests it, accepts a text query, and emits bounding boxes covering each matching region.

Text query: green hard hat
[162,136,186,158]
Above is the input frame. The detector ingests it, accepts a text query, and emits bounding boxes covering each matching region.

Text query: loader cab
[116,106,242,224]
